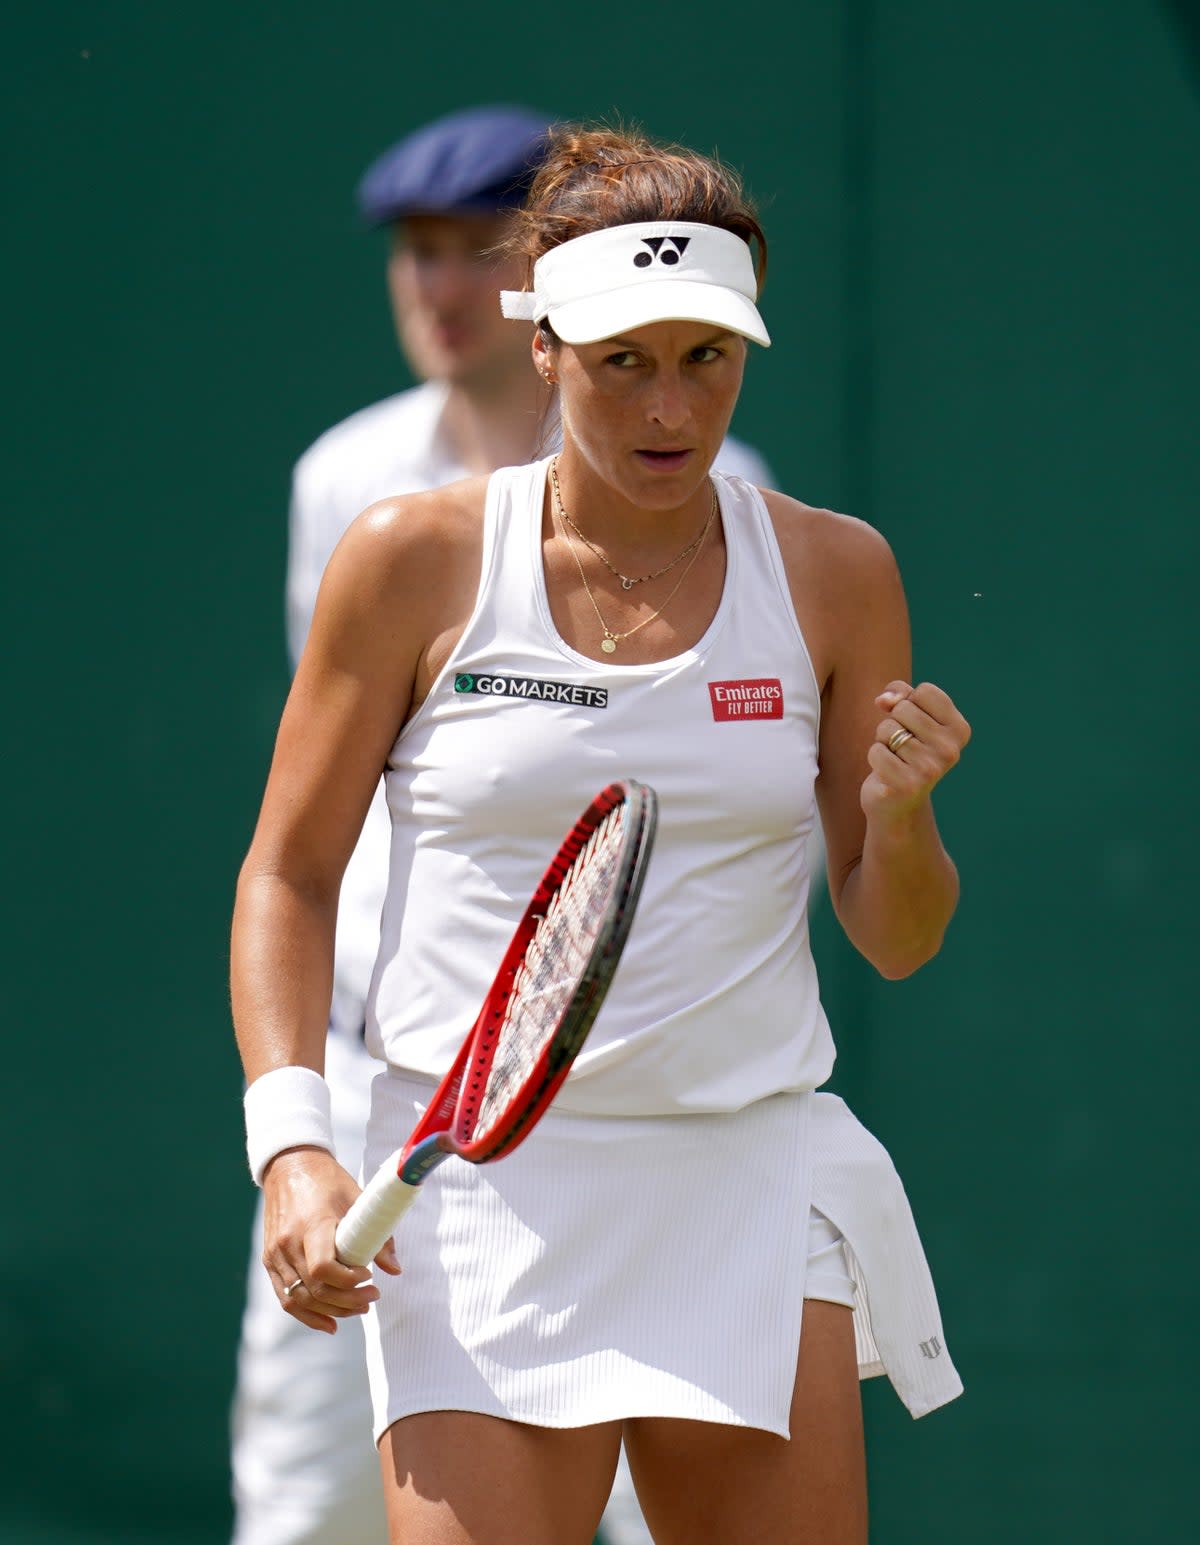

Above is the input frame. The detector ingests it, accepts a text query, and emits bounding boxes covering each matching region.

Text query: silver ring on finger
[888,728,914,753]
[282,1277,305,1298]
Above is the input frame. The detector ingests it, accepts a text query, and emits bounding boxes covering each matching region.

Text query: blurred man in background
[230,102,772,1545]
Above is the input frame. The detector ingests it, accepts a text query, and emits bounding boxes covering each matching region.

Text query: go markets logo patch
[454,672,608,709]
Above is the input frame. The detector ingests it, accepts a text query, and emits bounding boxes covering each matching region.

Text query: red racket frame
[335,779,656,1262]
[398,778,655,1180]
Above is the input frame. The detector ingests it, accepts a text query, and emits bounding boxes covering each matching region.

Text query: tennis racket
[335,778,658,1266]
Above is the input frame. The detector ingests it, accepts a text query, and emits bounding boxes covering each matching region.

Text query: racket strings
[472,806,627,1139]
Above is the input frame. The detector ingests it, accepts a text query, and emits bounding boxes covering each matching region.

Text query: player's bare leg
[379,1411,622,1545]
[623,1301,867,1545]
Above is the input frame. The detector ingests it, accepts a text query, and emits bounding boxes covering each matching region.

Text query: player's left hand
[861,680,971,823]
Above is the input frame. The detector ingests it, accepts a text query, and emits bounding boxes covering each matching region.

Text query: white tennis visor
[500,220,770,347]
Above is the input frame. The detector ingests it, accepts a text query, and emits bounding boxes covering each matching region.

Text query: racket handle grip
[335,1150,420,1267]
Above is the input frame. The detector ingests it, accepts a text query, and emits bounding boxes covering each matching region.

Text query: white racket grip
[335,1150,420,1267]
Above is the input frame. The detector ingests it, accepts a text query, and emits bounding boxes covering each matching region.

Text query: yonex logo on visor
[634,236,690,268]
[499,220,770,347]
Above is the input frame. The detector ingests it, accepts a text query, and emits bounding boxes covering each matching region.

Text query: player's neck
[442,369,553,477]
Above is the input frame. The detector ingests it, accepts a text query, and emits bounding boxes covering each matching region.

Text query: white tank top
[366,458,836,1115]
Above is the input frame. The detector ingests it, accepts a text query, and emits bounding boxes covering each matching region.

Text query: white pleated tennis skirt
[361,1070,962,1441]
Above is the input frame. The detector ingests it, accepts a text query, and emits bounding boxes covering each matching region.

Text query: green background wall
[4,3,1196,1541]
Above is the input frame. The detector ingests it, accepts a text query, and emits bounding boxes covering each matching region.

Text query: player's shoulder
[318,476,490,620]
[762,489,898,586]
[349,475,490,558]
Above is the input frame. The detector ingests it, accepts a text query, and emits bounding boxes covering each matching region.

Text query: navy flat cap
[357,104,552,226]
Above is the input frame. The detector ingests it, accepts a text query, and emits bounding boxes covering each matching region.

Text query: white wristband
[243,1065,335,1186]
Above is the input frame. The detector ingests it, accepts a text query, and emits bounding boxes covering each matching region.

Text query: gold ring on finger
[888,728,914,753]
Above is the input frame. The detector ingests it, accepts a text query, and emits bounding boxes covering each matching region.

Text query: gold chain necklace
[550,457,712,589]
[551,459,717,655]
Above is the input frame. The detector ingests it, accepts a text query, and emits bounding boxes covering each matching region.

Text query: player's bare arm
[231,482,487,1328]
[234,487,482,1069]
[766,491,970,979]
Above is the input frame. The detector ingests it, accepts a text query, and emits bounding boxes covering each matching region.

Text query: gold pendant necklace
[550,458,712,589]
[551,457,717,655]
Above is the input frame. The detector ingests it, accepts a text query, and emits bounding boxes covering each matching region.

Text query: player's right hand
[262,1147,400,1332]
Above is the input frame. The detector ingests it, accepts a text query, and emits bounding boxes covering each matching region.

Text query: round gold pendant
[601,638,617,654]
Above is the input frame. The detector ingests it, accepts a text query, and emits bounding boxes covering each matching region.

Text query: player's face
[388,214,531,388]
[541,320,747,510]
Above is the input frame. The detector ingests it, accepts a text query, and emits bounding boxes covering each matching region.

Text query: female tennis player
[232,123,972,1545]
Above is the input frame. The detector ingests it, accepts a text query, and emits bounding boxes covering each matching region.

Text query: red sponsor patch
[708,678,784,721]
